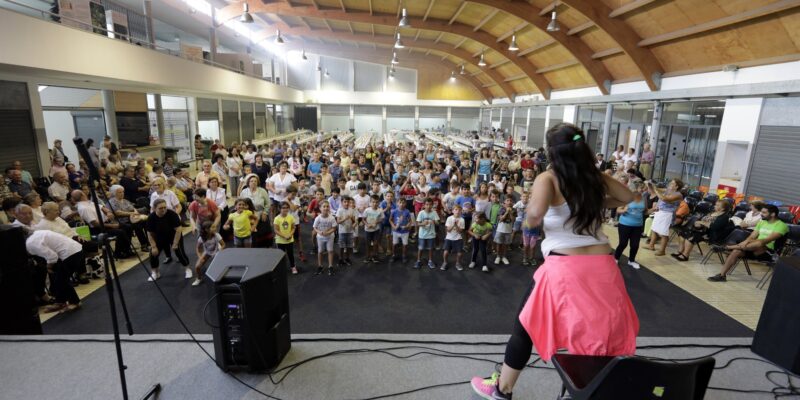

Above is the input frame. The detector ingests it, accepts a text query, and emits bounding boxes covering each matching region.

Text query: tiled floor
[604,225,768,329]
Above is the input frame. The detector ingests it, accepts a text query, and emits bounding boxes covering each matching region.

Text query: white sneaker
[501,257,510,265]
[494,257,501,264]
[185,268,193,279]
[481,265,489,272]
[353,248,359,254]
[147,271,160,282]
[440,261,448,270]
[468,261,476,269]
[628,261,641,270]
[191,278,202,286]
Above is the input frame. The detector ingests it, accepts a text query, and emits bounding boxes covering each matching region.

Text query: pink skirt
[518,254,639,362]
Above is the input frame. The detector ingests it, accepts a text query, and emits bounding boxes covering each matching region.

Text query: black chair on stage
[702,229,752,269]
[687,190,704,201]
[552,354,715,400]
[684,196,699,212]
[756,224,800,289]
[702,194,718,205]
[733,201,750,214]
[777,211,795,224]
[694,201,714,216]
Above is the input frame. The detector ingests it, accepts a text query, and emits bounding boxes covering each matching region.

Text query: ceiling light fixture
[391,52,399,64]
[478,53,486,67]
[240,2,253,24]
[508,35,519,52]
[301,49,308,61]
[394,32,404,49]
[547,10,560,32]
[275,30,284,44]
[450,71,456,81]
[398,8,410,27]
[389,66,396,78]
[316,63,322,71]
[324,68,330,77]
[460,64,465,75]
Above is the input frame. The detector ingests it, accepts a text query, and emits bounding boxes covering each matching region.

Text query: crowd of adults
[2,126,791,315]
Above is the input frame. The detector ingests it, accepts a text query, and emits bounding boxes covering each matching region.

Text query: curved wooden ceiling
[218,0,800,101]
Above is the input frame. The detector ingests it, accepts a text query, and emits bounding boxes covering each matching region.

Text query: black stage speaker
[0,225,42,334]
[751,256,800,374]
[206,248,291,372]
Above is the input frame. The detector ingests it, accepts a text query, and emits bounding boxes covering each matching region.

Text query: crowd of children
[180,134,547,283]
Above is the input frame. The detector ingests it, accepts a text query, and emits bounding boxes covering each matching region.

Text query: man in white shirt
[11,204,35,231]
[25,229,83,311]
[35,201,78,237]
[48,171,71,202]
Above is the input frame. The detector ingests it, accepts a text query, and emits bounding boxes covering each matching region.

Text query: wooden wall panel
[417,67,484,101]
[601,55,642,81]
[113,91,147,112]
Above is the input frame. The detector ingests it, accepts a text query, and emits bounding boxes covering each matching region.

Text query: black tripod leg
[139,383,161,400]
[105,237,134,336]
[101,242,130,400]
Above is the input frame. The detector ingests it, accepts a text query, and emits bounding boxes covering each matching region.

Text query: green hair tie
[572,134,582,142]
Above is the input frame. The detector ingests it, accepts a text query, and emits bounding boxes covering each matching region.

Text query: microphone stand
[72,137,160,400]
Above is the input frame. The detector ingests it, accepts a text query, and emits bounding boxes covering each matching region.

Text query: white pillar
[601,103,613,157]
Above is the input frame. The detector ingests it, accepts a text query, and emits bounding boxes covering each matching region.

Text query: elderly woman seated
[108,185,150,252]
[671,200,733,261]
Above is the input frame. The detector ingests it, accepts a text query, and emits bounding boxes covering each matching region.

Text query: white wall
[419,117,446,131]
[321,116,350,132]
[42,110,79,163]
[386,117,414,131]
[450,117,479,133]
[354,115,382,135]
[709,98,764,191]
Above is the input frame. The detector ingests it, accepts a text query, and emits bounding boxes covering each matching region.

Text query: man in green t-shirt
[709,204,788,282]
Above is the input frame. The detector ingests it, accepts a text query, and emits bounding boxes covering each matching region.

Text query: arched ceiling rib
[254,23,517,100]
[218,1,553,98]
[288,44,494,101]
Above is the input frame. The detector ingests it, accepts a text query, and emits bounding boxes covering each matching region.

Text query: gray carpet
[41,232,754,337]
[0,334,791,400]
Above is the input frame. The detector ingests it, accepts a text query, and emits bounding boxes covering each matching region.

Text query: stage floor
[0,334,788,400]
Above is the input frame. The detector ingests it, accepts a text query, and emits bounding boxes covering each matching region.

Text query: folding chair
[552,354,715,400]
[701,229,751,271]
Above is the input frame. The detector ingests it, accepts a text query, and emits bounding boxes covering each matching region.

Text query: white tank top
[540,203,609,257]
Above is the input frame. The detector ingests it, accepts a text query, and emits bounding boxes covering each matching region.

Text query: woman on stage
[471,123,639,400]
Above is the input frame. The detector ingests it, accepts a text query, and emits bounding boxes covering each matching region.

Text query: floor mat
[43,229,754,337]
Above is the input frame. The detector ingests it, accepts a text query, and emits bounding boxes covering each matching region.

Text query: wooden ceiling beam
[414,30,421,41]
[558,0,663,90]
[339,0,346,12]
[496,22,527,42]
[567,21,595,36]
[258,23,518,100]
[348,21,354,34]
[232,2,552,98]
[536,60,580,74]
[453,37,468,49]
[609,0,657,18]
[592,47,623,59]
[539,1,557,16]
[473,9,499,32]
[434,32,444,43]
[469,0,620,94]
[368,0,373,15]
[298,16,311,29]
[449,2,467,25]
[323,18,334,32]
[504,74,527,82]
[518,38,557,56]
[423,0,435,21]
[639,0,800,46]
[295,43,495,101]
[309,0,319,10]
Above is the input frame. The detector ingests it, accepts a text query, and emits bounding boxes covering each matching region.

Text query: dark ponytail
[546,123,606,237]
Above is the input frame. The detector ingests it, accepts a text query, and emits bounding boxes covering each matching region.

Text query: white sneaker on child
[494,257,501,264]
[628,261,641,270]
[501,257,509,265]
[468,262,476,269]
[185,268,193,279]
[191,278,202,286]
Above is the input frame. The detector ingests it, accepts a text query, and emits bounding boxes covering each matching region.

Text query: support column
[382,106,387,135]
[209,8,217,63]
[446,107,452,134]
[543,106,551,148]
[414,106,419,131]
[349,105,354,131]
[154,94,166,146]
[649,100,662,150]
[142,0,155,49]
[101,90,118,142]
[26,82,51,174]
[601,103,613,157]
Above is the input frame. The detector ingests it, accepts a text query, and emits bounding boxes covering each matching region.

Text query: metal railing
[1,0,275,82]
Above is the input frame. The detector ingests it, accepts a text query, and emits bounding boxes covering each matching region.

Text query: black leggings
[471,239,488,265]
[615,224,644,263]
[150,240,189,269]
[277,242,296,268]
[504,280,536,370]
